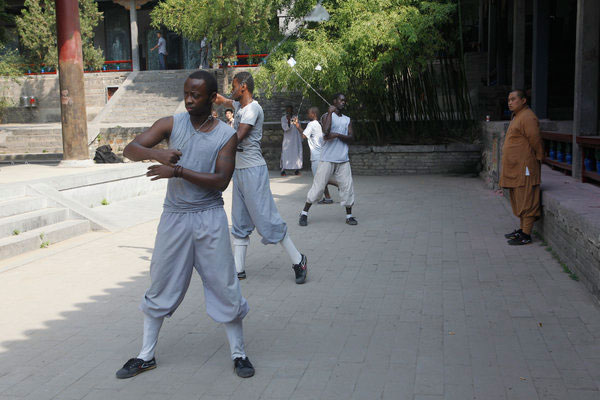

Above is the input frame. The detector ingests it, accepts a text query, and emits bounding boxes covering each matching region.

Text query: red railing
[217,53,268,68]
[22,60,132,75]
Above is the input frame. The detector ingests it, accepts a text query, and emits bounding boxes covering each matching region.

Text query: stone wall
[535,166,600,302]
[348,144,481,175]
[0,72,129,124]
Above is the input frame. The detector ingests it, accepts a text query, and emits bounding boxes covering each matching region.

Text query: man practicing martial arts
[292,106,334,204]
[214,71,308,284]
[299,93,357,226]
[116,71,254,379]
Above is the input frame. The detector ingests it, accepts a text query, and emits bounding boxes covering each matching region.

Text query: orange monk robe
[499,106,544,235]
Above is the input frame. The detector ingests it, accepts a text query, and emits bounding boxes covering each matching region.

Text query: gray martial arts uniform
[140,113,249,324]
[231,100,287,244]
[306,113,354,206]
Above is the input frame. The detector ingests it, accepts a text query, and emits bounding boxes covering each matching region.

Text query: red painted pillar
[56,0,89,162]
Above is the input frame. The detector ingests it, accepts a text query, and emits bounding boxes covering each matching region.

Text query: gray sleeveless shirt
[163,113,235,212]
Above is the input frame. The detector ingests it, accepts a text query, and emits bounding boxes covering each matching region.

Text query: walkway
[0,174,599,400]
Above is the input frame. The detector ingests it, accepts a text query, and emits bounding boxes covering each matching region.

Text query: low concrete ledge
[537,166,600,301]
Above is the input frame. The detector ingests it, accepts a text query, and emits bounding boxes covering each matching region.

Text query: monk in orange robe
[500,89,544,245]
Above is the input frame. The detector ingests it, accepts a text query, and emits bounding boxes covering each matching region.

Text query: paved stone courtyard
[0,173,599,400]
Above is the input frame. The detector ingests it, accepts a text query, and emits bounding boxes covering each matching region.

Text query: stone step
[0,196,48,219]
[0,207,68,239]
[0,219,91,260]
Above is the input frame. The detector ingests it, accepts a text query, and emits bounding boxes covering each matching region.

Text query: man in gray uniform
[116,70,254,379]
[215,71,308,284]
[299,93,357,226]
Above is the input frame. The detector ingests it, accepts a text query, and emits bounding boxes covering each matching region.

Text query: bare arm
[123,117,182,166]
[236,123,253,142]
[214,93,234,109]
[146,133,238,192]
[322,107,335,136]
[293,118,304,134]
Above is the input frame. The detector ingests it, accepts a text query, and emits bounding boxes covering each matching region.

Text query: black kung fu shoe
[116,358,156,379]
[507,232,532,245]
[292,254,308,284]
[237,271,247,280]
[234,357,255,378]
[504,229,523,240]
[345,216,358,225]
[299,213,308,226]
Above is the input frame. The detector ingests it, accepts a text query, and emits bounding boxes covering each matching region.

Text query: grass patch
[39,233,49,248]
[12,229,20,236]
[101,198,109,206]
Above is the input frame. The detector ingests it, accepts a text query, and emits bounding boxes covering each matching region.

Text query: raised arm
[123,116,182,166]
[146,133,238,192]
[322,106,336,136]
[214,93,234,109]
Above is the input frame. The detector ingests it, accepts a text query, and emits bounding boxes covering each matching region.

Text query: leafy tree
[0,0,12,43]
[15,0,104,70]
[255,0,455,118]
[150,0,290,62]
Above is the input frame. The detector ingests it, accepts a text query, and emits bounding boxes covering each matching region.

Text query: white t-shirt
[233,100,266,169]
[302,120,324,161]
[320,113,350,163]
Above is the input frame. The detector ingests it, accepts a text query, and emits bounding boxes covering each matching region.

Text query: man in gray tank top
[116,71,255,380]
[299,93,357,226]
[215,71,308,284]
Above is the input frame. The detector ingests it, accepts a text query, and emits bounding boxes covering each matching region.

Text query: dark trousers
[158,53,167,70]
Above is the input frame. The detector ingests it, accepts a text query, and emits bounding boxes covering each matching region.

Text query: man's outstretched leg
[300,162,334,226]
[233,236,249,280]
[224,318,254,378]
[279,233,307,284]
[116,314,162,379]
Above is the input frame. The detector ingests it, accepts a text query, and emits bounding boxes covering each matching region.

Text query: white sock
[224,318,246,360]
[137,314,164,361]
[301,211,308,216]
[233,236,249,274]
[346,214,353,218]
[280,233,302,265]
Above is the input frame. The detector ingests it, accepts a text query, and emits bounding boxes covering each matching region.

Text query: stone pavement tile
[414,355,443,395]
[532,378,569,400]
[566,389,600,400]
[445,383,475,400]
[558,369,599,391]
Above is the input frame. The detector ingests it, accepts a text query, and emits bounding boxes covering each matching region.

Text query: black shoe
[281,170,287,176]
[292,254,308,284]
[299,213,308,226]
[294,170,300,175]
[508,233,532,245]
[504,228,522,239]
[318,198,333,204]
[116,358,156,379]
[237,271,246,280]
[346,217,358,225]
[234,357,255,378]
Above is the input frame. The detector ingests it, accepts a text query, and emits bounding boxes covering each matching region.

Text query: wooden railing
[541,131,600,185]
[541,131,572,175]
[576,136,600,184]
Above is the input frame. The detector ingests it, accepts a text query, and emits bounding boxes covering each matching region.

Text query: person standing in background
[280,105,303,176]
[150,32,167,70]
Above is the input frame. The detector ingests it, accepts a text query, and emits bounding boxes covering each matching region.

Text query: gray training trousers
[231,165,288,244]
[140,207,249,323]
